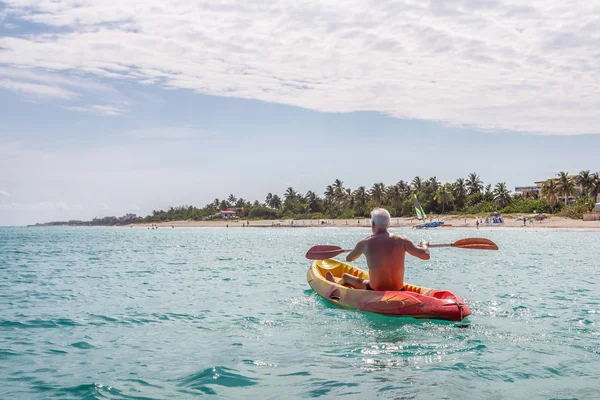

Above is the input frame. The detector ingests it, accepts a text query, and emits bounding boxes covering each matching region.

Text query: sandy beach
[134,215,600,230]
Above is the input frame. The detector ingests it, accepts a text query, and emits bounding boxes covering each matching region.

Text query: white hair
[371,208,390,229]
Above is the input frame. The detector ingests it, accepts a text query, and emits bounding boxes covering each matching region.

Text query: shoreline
[129,215,600,231]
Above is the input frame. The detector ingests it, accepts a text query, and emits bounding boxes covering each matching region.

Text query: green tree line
[143,170,600,222]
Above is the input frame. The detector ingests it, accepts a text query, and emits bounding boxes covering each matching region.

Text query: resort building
[213,207,244,219]
[117,213,137,222]
[515,175,579,201]
[514,185,541,198]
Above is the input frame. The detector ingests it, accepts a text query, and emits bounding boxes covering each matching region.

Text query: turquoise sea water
[1,226,599,399]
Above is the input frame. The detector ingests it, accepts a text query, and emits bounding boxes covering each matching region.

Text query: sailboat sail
[413,195,426,220]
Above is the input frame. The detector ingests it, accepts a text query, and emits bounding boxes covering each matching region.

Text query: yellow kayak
[307,259,471,321]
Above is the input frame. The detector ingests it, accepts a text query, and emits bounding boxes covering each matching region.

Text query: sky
[1,0,600,226]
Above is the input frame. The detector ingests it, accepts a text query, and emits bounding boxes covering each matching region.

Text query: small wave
[0,348,20,359]
[46,349,68,355]
[306,379,359,398]
[179,366,258,394]
[123,378,163,388]
[243,359,276,367]
[71,341,95,349]
[45,382,151,400]
[279,371,311,377]
[0,318,80,329]
[90,314,119,322]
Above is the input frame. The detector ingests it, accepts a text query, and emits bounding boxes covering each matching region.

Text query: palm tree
[331,179,346,211]
[305,190,319,213]
[452,178,467,209]
[592,172,600,200]
[556,171,575,205]
[354,186,369,202]
[541,179,558,212]
[466,173,483,195]
[434,184,454,213]
[577,170,595,199]
[427,176,440,192]
[411,176,423,191]
[484,184,493,202]
[284,187,298,199]
[269,194,282,209]
[235,198,245,208]
[324,185,335,204]
[386,185,404,215]
[397,180,411,197]
[227,194,237,205]
[265,193,273,207]
[454,178,467,198]
[493,183,511,208]
[219,199,229,210]
[369,183,386,206]
[333,179,344,198]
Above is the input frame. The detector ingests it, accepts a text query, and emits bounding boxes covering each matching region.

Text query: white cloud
[64,104,124,116]
[1,0,600,134]
[0,66,124,112]
[0,78,78,99]
[0,67,112,92]
[0,190,9,197]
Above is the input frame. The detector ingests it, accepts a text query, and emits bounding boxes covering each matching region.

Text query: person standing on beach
[325,208,430,291]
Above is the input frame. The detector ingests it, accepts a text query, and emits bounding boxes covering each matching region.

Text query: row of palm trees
[146,170,599,222]
[541,170,600,209]
[249,173,515,217]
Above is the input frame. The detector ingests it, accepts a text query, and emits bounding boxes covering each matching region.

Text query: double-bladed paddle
[305,238,498,260]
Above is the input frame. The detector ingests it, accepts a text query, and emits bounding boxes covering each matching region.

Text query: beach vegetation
[493,183,512,208]
[556,171,576,205]
[248,205,279,219]
[47,170,599,226]
[500,198,552,214]
[541,179,559,212]
[558,203,592,220]
[466,172,483,195]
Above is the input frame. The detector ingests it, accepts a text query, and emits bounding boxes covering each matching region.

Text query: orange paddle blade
[451,238,498,250]
[305,245,348,260]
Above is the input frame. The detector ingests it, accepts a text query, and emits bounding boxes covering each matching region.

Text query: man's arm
[404,239,430,260]
[346,240,366,262]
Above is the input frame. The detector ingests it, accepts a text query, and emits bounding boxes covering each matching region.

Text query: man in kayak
[325,208,430,291]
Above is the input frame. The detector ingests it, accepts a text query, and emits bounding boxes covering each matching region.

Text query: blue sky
[1,0,600,226]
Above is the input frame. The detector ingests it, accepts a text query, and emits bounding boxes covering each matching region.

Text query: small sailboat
[413,195,444,229]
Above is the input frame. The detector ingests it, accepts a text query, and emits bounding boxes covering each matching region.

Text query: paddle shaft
[306,238,497,259]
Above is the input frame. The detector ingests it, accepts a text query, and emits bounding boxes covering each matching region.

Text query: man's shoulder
[390,234,408,240]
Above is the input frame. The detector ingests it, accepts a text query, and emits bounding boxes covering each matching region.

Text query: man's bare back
[325,209,430,291]
[346,232,430,291]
